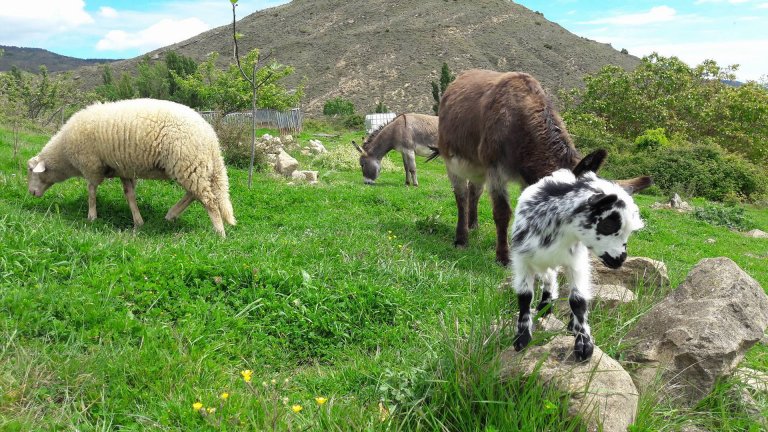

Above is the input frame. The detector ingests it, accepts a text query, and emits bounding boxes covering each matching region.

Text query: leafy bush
[343,114,365,129]
[323,97,355,116]
[310,144,396,173]
[374,101,390,113]
[692,204,756,231]
[634,128,669,152]
[212,119,268,170]
[605,142,768,202]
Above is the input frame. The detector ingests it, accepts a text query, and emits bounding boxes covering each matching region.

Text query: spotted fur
[509,151,650,361]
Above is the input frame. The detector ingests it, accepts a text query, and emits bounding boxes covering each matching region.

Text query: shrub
[343,114,365,130]
[634,128,669,152]
[692,204,756,231]
[310,145,396,173]
[374,101,389,113]
[212,119,268,171]
[323,97,355,116]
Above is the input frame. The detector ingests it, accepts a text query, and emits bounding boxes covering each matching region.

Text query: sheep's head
[27,156,56,197]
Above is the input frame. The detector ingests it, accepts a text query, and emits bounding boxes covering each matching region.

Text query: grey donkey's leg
[402,150,418,186]
[513,270,535,352]
[536,269,559,316]
[563,265,594,362]
[120,178,144,227]
[165,191,196,221]
[448,172,470,248]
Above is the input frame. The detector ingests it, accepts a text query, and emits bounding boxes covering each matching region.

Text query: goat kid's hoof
[513,330,532,352]
[536,301,553,316]
[573,333,594,362]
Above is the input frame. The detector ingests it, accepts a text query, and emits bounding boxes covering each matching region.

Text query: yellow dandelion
[315,396,328,406]
[193,402,203,411]
[220,392,229,400]
[241,369,253,383]
[207,407,217,414]
[271,378,277,385]
[291,404,303,413]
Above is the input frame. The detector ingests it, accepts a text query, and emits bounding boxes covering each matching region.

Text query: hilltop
[71,0,639,113]
[0,45,117,73]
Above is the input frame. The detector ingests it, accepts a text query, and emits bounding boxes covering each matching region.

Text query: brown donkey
[435,69,601,265]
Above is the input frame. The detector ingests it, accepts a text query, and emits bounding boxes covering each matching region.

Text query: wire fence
[200,108,303,134]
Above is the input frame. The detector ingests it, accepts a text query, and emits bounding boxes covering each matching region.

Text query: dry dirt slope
[72,0,639,114]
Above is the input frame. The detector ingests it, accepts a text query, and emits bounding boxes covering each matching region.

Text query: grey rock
[745,229,768,239]
[275,150,299,176]
[626,257,768,406]
[591,256,670,291]
[733,367,768,393]
[593,284,636,308]
[500,336,639,432]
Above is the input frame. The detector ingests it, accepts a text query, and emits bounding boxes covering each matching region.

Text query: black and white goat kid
[509,150,651,361]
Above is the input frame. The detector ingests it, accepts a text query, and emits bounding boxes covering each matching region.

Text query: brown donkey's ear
[616,176,653,195]
[352,141,365,155]
[572,149,607,177]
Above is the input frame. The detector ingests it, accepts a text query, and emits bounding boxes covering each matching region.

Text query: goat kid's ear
[32,160,46,173]
[617,176,653,195]
[588,193,618,212]
[573,149,607,177]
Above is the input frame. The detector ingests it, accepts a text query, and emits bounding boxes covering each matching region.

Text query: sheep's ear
[573,149,607,177]
[617,176,653,195]
[588,193,618,212]
[32,160,46,173]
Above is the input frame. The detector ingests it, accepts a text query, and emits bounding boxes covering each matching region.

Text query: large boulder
[500,334,639,432]
[275,150,299,176]
[591,256,669,291]
[625,257,768,406]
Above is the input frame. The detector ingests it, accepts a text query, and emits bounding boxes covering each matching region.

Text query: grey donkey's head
[353,140,380,185]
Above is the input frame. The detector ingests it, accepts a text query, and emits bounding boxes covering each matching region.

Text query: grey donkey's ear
[352,141,366,155]
[572,149,607,177]
[616,176,653,195]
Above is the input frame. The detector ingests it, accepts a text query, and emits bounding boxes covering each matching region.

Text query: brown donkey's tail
[425,145,441,162]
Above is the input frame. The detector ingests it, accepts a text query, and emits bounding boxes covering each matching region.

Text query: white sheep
[27,98,236,237]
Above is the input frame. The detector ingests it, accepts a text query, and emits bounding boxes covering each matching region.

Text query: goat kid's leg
[468,181,484,230]
[536,269,559,316]
[564,265,594,362]
[513,270,535,351]
[449,173,470,248]
[488,179,511,266]
[120,178,144,227]
[166,191,196,221]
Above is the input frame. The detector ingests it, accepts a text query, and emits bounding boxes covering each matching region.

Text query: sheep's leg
[165,191,196,221]
[448,172,470,248]
[564,265,594,362]
[120,178,144,227]
[86,179,103,221]
[488,176,511,266]
[201,199,226,238]
[402,150,418,186]
[536,269,559,316]
[468,182,484,230]
[513,270,535,352]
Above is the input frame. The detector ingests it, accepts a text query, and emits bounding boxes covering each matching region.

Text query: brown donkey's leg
[448,172,469,248]
[488,180,511,266]
[468,182,484,230]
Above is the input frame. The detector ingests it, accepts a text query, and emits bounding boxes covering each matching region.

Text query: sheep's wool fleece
[43,99,223,187]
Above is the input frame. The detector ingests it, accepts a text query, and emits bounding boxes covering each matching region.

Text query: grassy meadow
[0,123,766,431]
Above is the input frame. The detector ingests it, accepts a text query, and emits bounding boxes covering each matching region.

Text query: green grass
[0,123,766,431]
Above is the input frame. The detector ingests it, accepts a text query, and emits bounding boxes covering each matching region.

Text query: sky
[0,0,766,82]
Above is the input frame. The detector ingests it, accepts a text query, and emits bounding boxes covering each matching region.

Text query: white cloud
[99,7,118,19]
[95,18,210,53]
[696,0,751,4]
[581,6,677,26]
[758,2,768,7]
[0,0,93,43]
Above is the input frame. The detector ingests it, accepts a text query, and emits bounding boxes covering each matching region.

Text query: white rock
[275,150,299,176]
[307,139,327,154]
[745,229,768,239]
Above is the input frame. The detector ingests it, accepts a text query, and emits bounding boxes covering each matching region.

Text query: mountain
[70,0,640,114]
[0,45,117,73]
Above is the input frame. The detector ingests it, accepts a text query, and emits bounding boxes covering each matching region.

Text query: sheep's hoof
[513,329,532,352]
[573,333,594,362]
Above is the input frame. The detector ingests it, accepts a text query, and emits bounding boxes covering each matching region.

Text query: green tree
[431,62,455,115]
[135,57,170,99]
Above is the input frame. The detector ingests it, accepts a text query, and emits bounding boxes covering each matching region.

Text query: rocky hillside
[0,45,116,73]
[71,0,639,114]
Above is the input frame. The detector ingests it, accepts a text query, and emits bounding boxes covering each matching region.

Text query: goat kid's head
[572,150,652,269]
[353,140,380,185]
